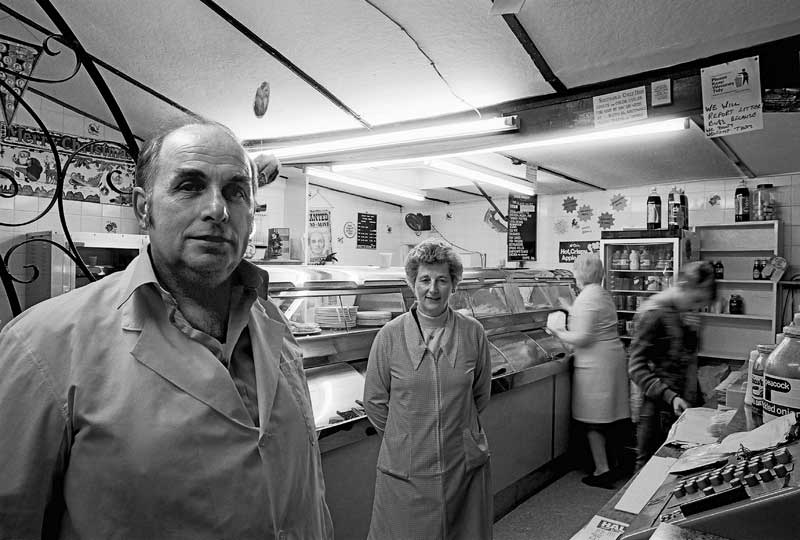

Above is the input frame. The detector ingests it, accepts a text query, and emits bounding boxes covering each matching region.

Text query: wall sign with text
[558,240,600,264]
[507,194,537,261]
[357,212,377,249]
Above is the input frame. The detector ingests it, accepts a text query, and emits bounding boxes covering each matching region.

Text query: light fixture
[332,117,690,171]
[251,116,518,160]
[305,167,426,202]
[427,159,535,196]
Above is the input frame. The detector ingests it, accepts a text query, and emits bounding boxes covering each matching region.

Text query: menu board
[357,212,377,249]
[507,194,537,261]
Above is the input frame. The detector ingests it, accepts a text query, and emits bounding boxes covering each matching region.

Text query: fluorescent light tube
[427,160,535,196]
[332,117,689,171]
[305,167,426,202]
[253,116,518,160]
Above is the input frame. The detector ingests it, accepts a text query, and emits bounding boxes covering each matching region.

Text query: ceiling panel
[517,0,800,88]
[723,113,800,177]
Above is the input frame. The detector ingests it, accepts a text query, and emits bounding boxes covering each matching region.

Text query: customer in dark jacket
[628,261,717,470]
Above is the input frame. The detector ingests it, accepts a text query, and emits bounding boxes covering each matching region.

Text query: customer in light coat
[0,121,333,539]
[547,253,629,489]
[364,238,493,540]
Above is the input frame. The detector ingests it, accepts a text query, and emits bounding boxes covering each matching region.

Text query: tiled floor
[493,469,619,540]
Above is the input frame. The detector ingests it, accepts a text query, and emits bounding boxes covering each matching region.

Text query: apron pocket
[463,428,490,471]
[376,432,410,479]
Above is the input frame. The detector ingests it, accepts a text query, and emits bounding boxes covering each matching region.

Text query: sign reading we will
[701,56,763,138]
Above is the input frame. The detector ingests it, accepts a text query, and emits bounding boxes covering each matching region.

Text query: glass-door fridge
[599,229,697,346]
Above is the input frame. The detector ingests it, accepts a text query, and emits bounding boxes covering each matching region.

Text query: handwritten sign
[593,86,647,127]
[356,212,377,249]
[558,241,599,264]
[702,56,763,138]
[507,194,537,261]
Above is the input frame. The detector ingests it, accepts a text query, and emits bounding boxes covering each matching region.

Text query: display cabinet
[600,229,697,344]
[694,220,781,362]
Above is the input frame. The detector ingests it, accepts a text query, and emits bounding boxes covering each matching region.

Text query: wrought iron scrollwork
[0,44,135,320]
[0,33,82,85]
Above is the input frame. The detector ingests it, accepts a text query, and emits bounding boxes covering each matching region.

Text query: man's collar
[116,249,267,310]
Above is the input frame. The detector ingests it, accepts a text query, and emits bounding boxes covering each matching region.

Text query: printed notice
[357,212,377,249]
[569,515,628,540]
[558,240,599,264]
[507,194,537,261]
[701,56,763,138]
[593,86,647,127]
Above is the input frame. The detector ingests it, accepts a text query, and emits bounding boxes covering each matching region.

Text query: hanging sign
[507,194,537,261]
[701,56,763,138]
[593,86,647,127]
[357,212,377,249]
[558,240,600,264]
[308,209,332,264]
[0,34,42,125]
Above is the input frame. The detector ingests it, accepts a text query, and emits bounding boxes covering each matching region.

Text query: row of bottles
[610,247,673,270]
[647,187,689,230]
[746,313,800,422]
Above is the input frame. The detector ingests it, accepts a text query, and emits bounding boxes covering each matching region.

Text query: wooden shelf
[716,279,776,285]
[697,312,772,321]
[610,289,659,294]
[609,269,673,273]
[698,350,748,361]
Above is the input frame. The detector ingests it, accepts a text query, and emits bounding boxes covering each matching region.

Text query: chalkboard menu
[357,212,377,249]
[507,194,537,261]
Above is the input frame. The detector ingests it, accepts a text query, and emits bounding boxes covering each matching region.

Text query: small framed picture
[651,79,672,107]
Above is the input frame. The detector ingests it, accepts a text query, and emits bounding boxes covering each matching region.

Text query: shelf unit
[695,220,781,363]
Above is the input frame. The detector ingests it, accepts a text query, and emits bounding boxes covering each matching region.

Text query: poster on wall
[308,209,332,264]
[507,194,537,261]
[357,212,377,249]
[0,122,135,205]
[558,240,600,264]
[701,56,763,138]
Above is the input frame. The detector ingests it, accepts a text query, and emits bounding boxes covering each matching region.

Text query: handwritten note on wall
[701,56,763,138]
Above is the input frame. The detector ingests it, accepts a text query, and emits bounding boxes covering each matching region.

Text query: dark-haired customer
[364,238,493,540]
[628,260,717,470]
[546,253,629,489]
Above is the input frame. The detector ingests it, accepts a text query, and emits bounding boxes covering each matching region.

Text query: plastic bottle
[620,249,630,269]
[751,344,774,414]
[667,187,680,231]
[763,314,800,422]
[629,248,640,271]
[640,249,652,270]
[744,348,759,406]
[735,180,750,222]
[647,187,662,229]
[679,188,689,229]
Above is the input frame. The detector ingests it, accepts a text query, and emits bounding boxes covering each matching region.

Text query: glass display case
[258,264,577,434]
[600,229,697,343]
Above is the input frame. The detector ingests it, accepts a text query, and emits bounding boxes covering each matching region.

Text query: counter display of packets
[314,306,358,328]
[355,310,391,327]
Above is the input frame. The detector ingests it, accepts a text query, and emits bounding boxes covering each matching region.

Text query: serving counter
[258,264,577,539]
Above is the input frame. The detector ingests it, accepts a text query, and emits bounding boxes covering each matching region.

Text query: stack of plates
[356,311,392,327]
[315,306,358,329]
[289,321,321,336]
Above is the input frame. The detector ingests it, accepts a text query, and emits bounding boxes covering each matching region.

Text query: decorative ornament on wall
[343,221,356,238]
[253,81,270,118]
[610,193,628,211]
[598,212,615,230]
[0,36,43,125]
[554,218,568,235]
[577,204,593,222]
[562,196,578,213]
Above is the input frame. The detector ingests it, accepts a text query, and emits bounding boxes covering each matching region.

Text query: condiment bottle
[751,344,774,414]
[713,260,724,279]
[735,180,750,222]
[729,294,744,315]
[763,315,800,422]
[647,187,662,229]
[640,249,652,270]
[753,258,763,280]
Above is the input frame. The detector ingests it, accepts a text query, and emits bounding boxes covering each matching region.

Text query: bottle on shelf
[620,249,630,269]
[668,187,681,231]
[647,187,662,229]
[752,258,763,280]
[629,248,640,271]
[735,180,751,222]
[729,294,744,315]
[640,248,652,270]
[763,315,800,422]
[713,260,724,279]
[679,188,689,229]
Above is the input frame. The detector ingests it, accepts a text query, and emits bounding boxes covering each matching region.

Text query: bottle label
[751,374,764,407]
[762,373,800,421]
[647,202,660,223]
[735,193,750,215]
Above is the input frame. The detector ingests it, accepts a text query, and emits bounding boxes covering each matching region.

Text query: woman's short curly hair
[573,253,604,286]
[678,260,718,302]
[405,239,463,287]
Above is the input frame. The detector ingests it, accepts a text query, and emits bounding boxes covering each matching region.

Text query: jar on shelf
[752,183,776,221]
[729,294,744,315]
